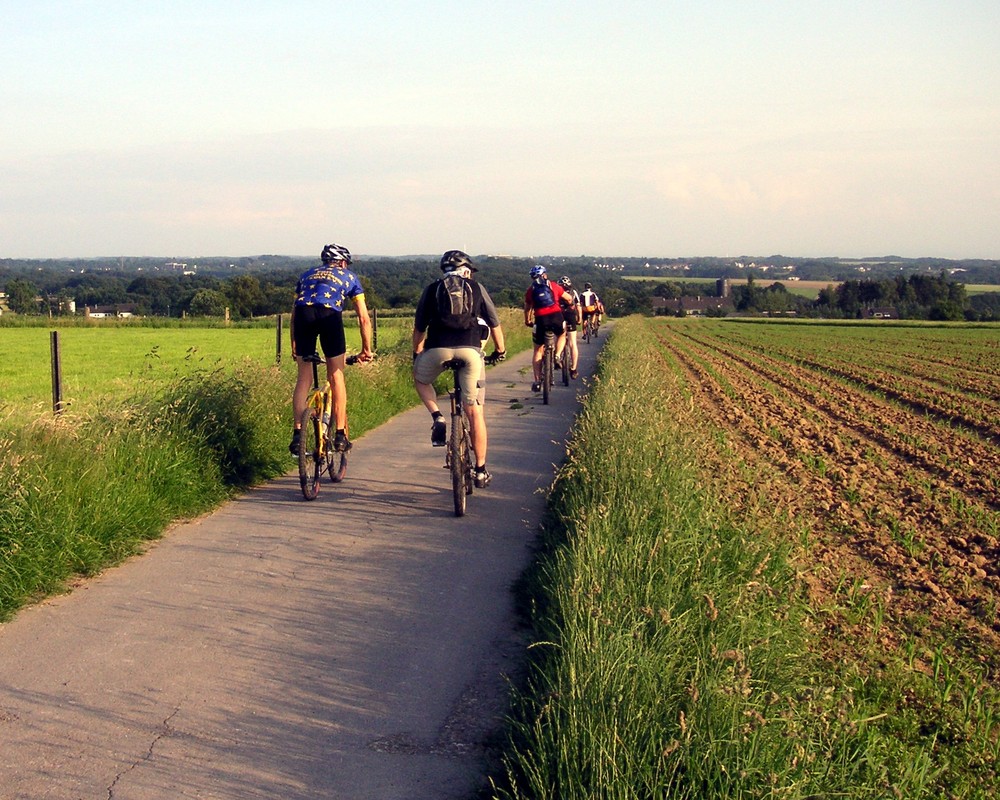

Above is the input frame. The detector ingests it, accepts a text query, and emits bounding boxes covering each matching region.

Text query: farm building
[652,296,734,316]
[861,307,899,320]
[85,304,138,318]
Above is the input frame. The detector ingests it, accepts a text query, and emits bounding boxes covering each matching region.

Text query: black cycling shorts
[532,313,565,345]
[292,305,346,359]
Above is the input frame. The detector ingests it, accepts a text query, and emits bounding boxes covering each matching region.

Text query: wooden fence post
[50,330,64,415]
[275,314,283,364]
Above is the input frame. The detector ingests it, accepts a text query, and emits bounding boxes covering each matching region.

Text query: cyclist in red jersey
[523,265,568,393]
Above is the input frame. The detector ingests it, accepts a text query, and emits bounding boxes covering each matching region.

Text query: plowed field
[648,319,1000,677]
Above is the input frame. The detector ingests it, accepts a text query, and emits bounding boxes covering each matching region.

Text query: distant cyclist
[412,250,506,489]
[523,265,568,392]
[557,276,582,379]
[289,243,374,456]
[580,282,602,334]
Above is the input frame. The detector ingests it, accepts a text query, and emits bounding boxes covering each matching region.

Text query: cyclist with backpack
[524,265,568,392]
[580,282,602,335]
[412,250,506,489]
[557,276,582,379]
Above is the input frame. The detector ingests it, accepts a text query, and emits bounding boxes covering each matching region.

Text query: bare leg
[466,403,487,468]
[327,356,348,431]
[292,358,314,427]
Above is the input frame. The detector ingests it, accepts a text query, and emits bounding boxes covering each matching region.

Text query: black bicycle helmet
[321,243,352,264]
[440,249,476,272]
[558,275,572,289]
[584,282,592,289]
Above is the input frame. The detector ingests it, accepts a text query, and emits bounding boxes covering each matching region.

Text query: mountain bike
[581,316,592,344]
[297,353,361,500]
[442,357,476,516]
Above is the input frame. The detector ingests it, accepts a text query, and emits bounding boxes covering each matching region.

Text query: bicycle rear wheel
[542,339,553,405]
[451,408,468,516]
[298,407,323,500]
[327,447,347,483]
[561,347,570,386]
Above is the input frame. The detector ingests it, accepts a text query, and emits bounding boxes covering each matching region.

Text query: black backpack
[435,272,477,330]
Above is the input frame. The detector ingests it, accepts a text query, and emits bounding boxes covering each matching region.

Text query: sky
[2,1,1000,260]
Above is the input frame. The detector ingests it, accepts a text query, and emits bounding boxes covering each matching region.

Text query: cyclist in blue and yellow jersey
[289,243,374,456]
[523,265,567,392]
[557,276,582,379]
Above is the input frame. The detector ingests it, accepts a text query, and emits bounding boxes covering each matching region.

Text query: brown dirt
[648,320,1000,677]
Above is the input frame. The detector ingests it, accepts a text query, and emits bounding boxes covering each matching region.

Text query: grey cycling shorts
[413,346,485,406]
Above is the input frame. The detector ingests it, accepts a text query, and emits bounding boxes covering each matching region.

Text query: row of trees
[3,273,302,319]
[3,260,998,322]
[817,274,969,320]
[722,273,996,320]
[0,257,650,319]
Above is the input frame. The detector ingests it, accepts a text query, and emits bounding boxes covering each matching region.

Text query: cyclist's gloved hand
[485,350,506,366]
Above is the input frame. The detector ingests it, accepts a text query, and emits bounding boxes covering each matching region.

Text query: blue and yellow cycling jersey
[294,264,364,311]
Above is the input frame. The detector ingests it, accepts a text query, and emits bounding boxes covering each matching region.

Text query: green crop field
[2,326,284,411]
[0,318,411,416]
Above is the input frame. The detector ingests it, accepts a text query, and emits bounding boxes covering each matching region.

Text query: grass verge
[489,317,999,799]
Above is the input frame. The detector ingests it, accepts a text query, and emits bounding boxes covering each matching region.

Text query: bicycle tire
[327,446,348,483]
[542,338,553,405]
[297,406,323,500]
[463,424,475,497]
[561,347,570,386]
[451,407,467,516]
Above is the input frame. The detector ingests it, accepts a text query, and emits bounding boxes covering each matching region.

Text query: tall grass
[491,318,994,799]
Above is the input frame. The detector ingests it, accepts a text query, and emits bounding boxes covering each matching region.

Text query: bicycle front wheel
[451,409,468,517]
[298,407,323,500]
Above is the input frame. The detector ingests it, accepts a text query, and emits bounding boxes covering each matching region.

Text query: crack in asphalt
[106,706,180,799]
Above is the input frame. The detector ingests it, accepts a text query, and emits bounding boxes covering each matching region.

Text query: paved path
[0,334,607,800]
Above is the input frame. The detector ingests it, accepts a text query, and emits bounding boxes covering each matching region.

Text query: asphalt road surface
[0,332,608,800]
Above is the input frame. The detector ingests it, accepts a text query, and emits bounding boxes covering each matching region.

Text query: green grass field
[624,275,1000,298]
[0,317,413,414]
[1,325,286,411]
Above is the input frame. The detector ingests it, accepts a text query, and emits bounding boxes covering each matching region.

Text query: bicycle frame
[442,358,476,516]
[297,354,352,500]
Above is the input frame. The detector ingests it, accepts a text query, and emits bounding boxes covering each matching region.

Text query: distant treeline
[737,273,999,321]
[2,255,999,321]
